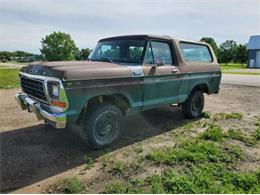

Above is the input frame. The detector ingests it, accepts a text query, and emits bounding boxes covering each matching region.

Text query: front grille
[21,76,47,102]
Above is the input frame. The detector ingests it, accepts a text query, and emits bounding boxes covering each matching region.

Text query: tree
[218,40,238,65]
[40,31,79,61]
[234,44,247,65]
[76,48,91,60]
[15,50,33,57]
[200,37,218,56]
[0,51,13,61]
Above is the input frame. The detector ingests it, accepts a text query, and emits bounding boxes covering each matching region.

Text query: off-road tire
[182,90,204,118]
[80,103,123,149]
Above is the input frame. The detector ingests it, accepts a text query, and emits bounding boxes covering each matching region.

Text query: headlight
[48,82,60,99]
[52,84,59,97]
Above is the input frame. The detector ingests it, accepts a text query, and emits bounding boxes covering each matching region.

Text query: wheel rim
[94,111,119,143]
[191,95,203,114]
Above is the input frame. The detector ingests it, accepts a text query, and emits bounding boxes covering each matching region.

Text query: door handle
[172,69,178,73]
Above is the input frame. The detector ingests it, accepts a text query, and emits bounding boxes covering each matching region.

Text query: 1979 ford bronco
[15,35,221,149]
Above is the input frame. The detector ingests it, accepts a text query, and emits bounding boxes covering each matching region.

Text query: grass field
[221,71,260,76]
[0,61,29,66]
[220,64,260,75]
[102,113,260,194]
[220,63,247,70]
[0,69,20,89]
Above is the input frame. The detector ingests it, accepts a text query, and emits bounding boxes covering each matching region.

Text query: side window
[151,41,173,65]
[179,42,212,63]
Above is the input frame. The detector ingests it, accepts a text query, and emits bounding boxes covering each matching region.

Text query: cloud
[0,0,259,53]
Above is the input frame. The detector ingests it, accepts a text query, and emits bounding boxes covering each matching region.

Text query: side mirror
[151,64,157,69]
[156,59,165,66]
[150,64,157,75]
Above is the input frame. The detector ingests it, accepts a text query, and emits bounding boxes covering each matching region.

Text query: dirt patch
[0,84,259,193]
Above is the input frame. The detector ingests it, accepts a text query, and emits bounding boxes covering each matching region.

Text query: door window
[145,41,173,65]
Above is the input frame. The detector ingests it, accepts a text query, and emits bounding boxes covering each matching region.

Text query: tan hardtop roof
[98,34,206,45]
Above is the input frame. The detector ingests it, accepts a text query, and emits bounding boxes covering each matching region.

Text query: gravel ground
[221,74,260,87]
[0,84,260,193]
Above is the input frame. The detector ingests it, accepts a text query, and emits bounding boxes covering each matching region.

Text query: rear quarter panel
[172,39,221,103]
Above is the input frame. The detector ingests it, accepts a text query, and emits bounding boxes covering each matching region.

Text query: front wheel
[80,103,123,149]
[182,90,204,118]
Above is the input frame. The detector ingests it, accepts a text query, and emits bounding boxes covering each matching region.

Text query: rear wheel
[80,103,123,149]
[182,90,204,118]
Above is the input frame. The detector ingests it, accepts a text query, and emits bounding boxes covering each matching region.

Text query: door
[256,51,260,68]
[143,41,181,109]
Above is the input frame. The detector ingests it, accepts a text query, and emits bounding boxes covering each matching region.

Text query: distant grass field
[221,72,260,76]
[220,63,247,70]
[220,63,260,75]
[0,61,29,65]
[0,69,20,89]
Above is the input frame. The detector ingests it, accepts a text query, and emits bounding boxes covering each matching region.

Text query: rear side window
[179,42,212,63]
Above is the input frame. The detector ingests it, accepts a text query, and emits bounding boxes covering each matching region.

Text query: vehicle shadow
[0,106,198,192]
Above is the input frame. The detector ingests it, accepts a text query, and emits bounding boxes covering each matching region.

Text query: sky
[0,0,259,54]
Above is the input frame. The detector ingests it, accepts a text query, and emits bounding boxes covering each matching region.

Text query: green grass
[104,180,128,193]
[82,154,95,170]
[63,177,85,194]
[105,179,146,194]
[202,111,211,118]
[220,63,247,70]
[0,69,20,89]
[200,124,224,141]
[110,160,128,174]
[0,61,28,65]
[105,122,259,194]
[222,72,260,76]
[104,165,260,194]
[213,112,243,120]
[133,144,144,154]
[146,139,241,165]
[255,128,260,140]
[101,156,128,175]
[103,113,260,194]
[220,63,260,75]
[226,128,258,147]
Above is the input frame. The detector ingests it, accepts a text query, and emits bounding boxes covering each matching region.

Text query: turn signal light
[51,100,67,108]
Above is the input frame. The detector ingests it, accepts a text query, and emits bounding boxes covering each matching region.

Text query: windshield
[89,39,146,64]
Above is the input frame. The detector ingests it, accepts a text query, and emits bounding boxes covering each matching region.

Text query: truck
[15,35,221,149]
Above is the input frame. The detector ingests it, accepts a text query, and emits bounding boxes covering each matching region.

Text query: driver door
[143,40,181,109]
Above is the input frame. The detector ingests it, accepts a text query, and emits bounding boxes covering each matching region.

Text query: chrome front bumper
[15,93,66,129]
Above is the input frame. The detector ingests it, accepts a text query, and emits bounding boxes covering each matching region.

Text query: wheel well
[77,94,130,124]
[192,84,209,94]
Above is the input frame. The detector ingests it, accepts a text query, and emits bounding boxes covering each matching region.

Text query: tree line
[0,32,91,63]
[1,32,248,65]
[0,51,42,62]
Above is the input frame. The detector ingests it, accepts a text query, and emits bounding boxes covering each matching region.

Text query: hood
[20,61,142,81]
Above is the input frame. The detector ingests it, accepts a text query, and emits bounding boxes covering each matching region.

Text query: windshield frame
[89,38,148,65]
